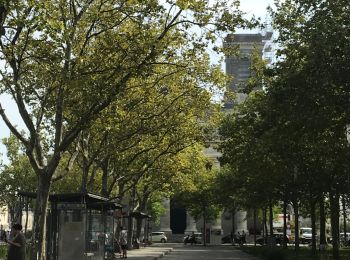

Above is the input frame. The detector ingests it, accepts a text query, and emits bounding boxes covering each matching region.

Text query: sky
[0,0,275,164]
[240,0,275,19]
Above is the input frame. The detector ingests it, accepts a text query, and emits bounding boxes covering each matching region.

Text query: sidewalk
[126,246,173,260]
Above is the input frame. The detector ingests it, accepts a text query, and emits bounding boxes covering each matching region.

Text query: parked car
[221,234,232,244]
[300,227,312,244]
[256,233,289,245]
[150,232,167,243]
[221,234,243,244]
[329,233,350,246]
[183,232,202,244]
[340,233,350,245]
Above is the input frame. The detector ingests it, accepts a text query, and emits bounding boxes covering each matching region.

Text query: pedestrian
[242,230,246,245]
[6,223,25,260]
[190,231,196,245]
[237,231,243,246]
[184,235,190,245]
[119,227,127,259]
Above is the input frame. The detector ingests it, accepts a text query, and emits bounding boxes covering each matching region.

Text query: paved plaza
[127,244,258,260]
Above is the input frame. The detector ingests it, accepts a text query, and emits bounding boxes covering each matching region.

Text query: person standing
[6,224,25,260]
[119,227,127,259]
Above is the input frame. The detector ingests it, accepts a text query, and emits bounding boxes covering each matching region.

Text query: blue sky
[0,0,274,163]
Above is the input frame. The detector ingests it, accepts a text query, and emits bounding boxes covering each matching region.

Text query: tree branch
[0,102,28,145]
[52,142,80,182]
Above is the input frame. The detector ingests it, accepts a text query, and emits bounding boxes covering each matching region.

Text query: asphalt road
[160,244,258,260]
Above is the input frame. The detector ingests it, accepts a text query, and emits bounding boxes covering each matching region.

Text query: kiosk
[19,192,122,260]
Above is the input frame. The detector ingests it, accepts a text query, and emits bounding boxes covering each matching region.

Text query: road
[160,244,258,260]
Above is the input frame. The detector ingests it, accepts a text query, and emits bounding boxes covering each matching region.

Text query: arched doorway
[170,200,186,234]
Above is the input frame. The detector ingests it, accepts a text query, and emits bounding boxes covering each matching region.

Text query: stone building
[224,32,273,107]
[153,31,274,243]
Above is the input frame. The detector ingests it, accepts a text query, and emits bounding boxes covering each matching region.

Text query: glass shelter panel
[57,204,86,260]
[104,213,116,256]
[86,211,105,260]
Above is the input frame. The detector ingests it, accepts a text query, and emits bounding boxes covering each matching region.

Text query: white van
[300,227,312,244]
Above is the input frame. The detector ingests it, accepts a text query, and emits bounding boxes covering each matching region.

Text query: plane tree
[270,1,350,257]
[0,1,249,257]
[71,61,223,197]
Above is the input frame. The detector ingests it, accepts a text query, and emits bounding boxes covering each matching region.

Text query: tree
[270,1,350,257]
[0,135,36,224]
[176,159,222,246]
[0,1,248,258]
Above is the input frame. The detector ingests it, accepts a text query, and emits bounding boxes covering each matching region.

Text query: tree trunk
[263,207,268,244]
[319,195,326,245]
[25,199,29,234]
[231,209,235,236]
[127,186,136,250]
[330,192,340,259]
[269,201,273,236]
[9,207,15,226]
[294,199,300,252]
[31,174,51,260]
[311,200,316,255]
[100,159,109,197]
[343,196,347,246]
[135,218,142,247]
[254,208,257,247]
[283,200,287,249]
[81,158,90,193]
[203,206,207,247]
[135,198,147,245]
[127,215,133,250]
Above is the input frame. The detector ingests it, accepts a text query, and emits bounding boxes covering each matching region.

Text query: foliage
[0,245,7,260]
[148,200,165,225]
[0,135,36,214]
[242,247,350,260]
[218,0,350,258]
[0,1,250,256]
[177,165,222,222]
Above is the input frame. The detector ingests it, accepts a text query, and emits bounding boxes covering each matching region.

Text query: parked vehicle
[340,233,350,245]
[221,233,245,244]
[183,232,202,244]
[300,227,312,244]
[221,234,232,244]
[255,233,289,245]
[330,233,350,246]
[150,232,167,243]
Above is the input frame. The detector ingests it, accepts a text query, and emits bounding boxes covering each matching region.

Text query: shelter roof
[123,211,151,219]
[18,191,122,210]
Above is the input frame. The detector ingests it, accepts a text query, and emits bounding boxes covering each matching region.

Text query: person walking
[230,231,234,245]
[6,224,25,260]
[241,230,246,245]
[190,232,196,245]
[119,227,128,259]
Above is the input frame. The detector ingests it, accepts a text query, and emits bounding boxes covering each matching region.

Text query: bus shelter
[19,192,122,260]
[123,211,151,249]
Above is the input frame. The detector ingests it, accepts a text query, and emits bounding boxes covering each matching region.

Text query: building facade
[219,32,274,236]
[154,31,274,243]
[224,32,273,107]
